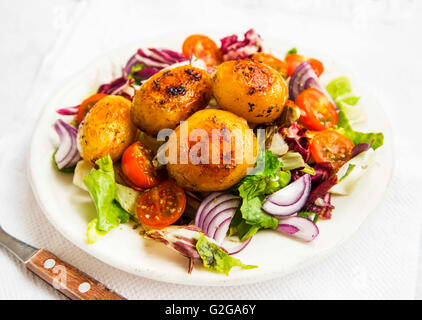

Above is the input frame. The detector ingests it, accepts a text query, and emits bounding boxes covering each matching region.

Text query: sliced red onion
[289,61,337,108]
[97,77,135,101]
[262,174,311,216]
[194,192,224,227]
[132,67,161,81]
[211,214,233,243]
[53,119,81,169]
[276,216,319,242]
[206,207,238,239]
[56,105,79,116]
[196,193,238,228]
[194,192,249,255]
[222,237,252,255]
[201,198,240,233]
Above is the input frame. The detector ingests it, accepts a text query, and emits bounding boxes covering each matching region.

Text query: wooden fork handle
[25,249,126,300]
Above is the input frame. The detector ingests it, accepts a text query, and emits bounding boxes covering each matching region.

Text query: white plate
[28,34,393,286]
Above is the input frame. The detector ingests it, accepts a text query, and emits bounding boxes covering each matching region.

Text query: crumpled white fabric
[0,0,421,299]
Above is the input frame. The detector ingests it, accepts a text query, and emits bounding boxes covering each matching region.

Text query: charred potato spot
[77,95,137,163]
[233,60,272,93]
[212,59,288,124]
[166,109,257,192]
[131,66,212,136]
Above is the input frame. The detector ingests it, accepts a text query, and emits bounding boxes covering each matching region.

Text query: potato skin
[77,95,137,162]
[166,109,257,191]
[131,66,212,136]
[212,59,288,124]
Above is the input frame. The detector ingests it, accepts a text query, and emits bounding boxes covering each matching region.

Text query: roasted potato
[212,59,288,124]
[131,66,212,136]
[77,95,137,162]
[165,109,257,191]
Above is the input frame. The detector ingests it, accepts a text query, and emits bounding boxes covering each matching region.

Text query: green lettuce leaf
[84,156,129,233]
[196,233,257,275]
[337,108,384,149]
[231,150,291,240]
[326,76,354,100]
[326,77,384,150]
[285,47,298,58]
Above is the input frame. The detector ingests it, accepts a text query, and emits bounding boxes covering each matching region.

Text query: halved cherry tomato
[182,34,222,67]
[308,58,324,78]
[76,93,108,124]
[295,88,338,131]
[251,52,288,77]
[285,53,324,77]
[310,130,354,170]
[136,180,186,228]
[121,142,160,188]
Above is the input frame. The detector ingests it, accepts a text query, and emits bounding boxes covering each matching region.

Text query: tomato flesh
[121,142,160,188]
[182,34,222,67]
[310,130,354,170]
[76,93,108,124]
[286,53,324,77]
[295,88,338,131]
[136,181,186,228]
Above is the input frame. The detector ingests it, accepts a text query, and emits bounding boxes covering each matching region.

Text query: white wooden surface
[0,0,421,299]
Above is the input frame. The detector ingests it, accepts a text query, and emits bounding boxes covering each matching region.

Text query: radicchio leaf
[280,123,310,162]
[351,140,374,158]
[306,192,335,220]
[220,29,262,61]
[145,225,229,274]
[305,175,338,209]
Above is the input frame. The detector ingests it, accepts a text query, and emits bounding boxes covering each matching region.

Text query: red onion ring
[262,174,311,216]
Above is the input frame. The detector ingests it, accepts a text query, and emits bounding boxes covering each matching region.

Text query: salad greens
[326,77,384,149]
[286,47,298,57]
[84,156,129,235]
[331,148,376,195]
[230,150,291,241]
[86,218,107,244]
[196,233,257,275]
[280,151,315,175]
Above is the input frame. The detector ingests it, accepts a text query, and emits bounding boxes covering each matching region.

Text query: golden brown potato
[212,59,288,124]
[131,65,212,136]
[77,95,137,162]
[165,109,257,191]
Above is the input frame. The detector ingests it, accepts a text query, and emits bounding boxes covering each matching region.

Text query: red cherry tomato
[121,142,160,188]
[286,53,324,77]
[310,130,354,170]
[136,180,186,228]
[295,88,338,131]
[76,93,108,124]
[182,34,222,67]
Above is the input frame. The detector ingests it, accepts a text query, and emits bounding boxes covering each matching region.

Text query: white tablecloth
[0,0,421,299]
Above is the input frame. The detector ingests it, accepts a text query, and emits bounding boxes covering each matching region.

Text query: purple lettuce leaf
[220,29,262,61]
[280,123,310,162]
